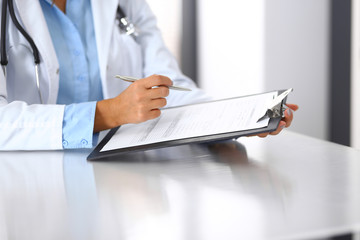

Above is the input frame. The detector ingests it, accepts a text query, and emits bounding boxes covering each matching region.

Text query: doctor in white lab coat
[0,0,298,151]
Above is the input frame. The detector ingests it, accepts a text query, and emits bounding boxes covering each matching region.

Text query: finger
[285,103,299,111]
[283,107,293,128]
[270,121,286,135]
[148,109,161,120]
[149,98,167,110]
[257,132,270,138]
[247,134,256,137]
[147,86,170,99]
[143,75,173,89]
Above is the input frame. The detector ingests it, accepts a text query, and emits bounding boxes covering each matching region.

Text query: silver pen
[115,75,192,91]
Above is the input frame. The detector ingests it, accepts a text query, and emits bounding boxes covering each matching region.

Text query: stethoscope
[1,0,42,102]
[116,6,138,38]
[0,1,138,104]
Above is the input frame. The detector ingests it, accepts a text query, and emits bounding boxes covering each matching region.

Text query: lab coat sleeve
[130,0,212,107]
[0,71,65,151]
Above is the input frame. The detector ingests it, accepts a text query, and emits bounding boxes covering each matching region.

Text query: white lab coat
[0,0,208,151]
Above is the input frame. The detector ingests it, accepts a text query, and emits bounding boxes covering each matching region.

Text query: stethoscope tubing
[1,0,45,103]
[1,0,8,66]
[2,0,40,65]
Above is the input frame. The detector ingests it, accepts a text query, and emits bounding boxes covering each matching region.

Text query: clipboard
[88,89,291,161]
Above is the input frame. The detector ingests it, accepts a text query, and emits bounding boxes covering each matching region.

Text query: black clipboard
[88,90,289,161]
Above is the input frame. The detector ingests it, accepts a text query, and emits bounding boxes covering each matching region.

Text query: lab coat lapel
[91,0,119,98]
[14,0,60,104]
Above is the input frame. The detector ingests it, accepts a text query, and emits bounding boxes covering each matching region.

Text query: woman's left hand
[256,103,299,138]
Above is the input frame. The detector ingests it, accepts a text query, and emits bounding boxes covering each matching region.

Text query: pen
[115,75,192,91]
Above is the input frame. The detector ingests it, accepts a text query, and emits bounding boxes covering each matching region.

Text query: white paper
[101,92,277,152]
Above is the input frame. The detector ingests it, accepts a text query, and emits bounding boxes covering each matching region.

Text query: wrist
[94,99,119,132]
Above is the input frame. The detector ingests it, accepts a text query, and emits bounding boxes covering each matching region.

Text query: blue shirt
[40,0,103,148]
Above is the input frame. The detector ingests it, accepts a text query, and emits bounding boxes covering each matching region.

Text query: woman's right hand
[94,75,172,133]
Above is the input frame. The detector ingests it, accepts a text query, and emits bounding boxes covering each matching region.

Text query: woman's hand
[94,75,172,133]
[255,103,299,138]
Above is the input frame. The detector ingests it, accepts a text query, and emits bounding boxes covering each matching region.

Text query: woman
[0,0,298,150]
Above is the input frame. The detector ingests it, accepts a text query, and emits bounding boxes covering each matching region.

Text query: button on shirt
[40,0,103,148]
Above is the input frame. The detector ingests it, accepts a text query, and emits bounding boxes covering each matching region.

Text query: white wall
[197,0,266,99]
[351,0,360,150]
[264,0,330,140]
[198,0,330,140]
[149,0,330,141]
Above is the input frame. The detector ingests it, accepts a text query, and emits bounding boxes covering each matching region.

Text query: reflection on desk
[0,131,360,240]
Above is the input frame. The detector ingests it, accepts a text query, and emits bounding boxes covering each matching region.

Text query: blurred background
[147,0,360,150]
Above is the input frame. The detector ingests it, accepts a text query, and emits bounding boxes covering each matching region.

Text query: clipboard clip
[257,88,293,122]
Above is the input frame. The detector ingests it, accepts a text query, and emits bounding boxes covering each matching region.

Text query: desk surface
[0,131,360,240]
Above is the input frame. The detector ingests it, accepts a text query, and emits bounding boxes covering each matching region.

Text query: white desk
[0,131,360,240]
